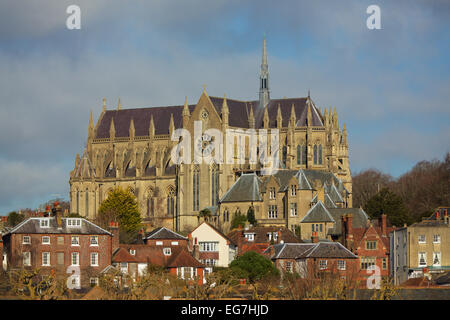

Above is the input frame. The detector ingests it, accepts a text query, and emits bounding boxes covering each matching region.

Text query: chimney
[277,231,282,244]
[444,209,449,225]
[137,228,145,243]
[109,221,120,254]
[435,210,440,220]
[187,233,193,251]
[55,202,63,229]
[193,237,199,260]
[311,231,319,243]
[380,214,387,236]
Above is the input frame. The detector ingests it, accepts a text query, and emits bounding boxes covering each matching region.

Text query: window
[319,260,327,270]
[90,278,99,287]
[285,261,292,273]
[156,241,163,246]
[199,242,218,252]
[67,218,82,227]
[90,252,98,266]
[57,252,64,265]
[319,224,323,232]
[433,252,441,267]
[313,145,318,165]
[290,203,297,216]
[23,236,31,244]
[42,252,50,266]
[167,187,176,216]
[178,267,195,280]
[268,205,278,219]
[202,259,217,267]
[130,249,136,255]
[211,166,219,206]
[269,187,276,200]
[71,252,79,266]
[120,262,128,274]
[57,236,64,245]
[171,241,179,246]
[318,145,323,165]
[338,260,346,271]
[245,233,255,241]
[382,258,387,270]
[193,167,199,211]
[360,257,376,270]
[290,185,297,196]
[42,236,50,245]
[23,252,31,266]
[433,234,441,244]
[297,145,301,165]
[366,241,377,250]
[71,236,79,246]
[418,235,426,244]
[302,145,307,165]
[418,252,427,267]
[163,248,172,256]
[90,236,98,246]
[40,219,50,228]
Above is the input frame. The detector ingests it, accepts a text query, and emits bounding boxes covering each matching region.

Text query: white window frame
[23,252,31,266]
[245,233,255,241]
[42,236,50,245]
[71,252,80,266]
[433,252,441,267]
[418,235,426,244]
[67,218,82,228]
[22,236,31,244]
[42,252,50,266]
[90,236,99,246]
[319,260,328,270]
[90,252,99,266]
[90,277,99,287]
[338,260,346,271]
[130,249,136,255]
[290,203,297,217]
[199,242,218,252]
[120,262,128,274]
[269,187,276,200]
[163,248,172,256]
[156,241,163,246]
[171,241,179,246]
[433,234,441,244]
[71,236,80,246]
[418,252,427,267]
[285,261,292,273]
[40,219,50,228]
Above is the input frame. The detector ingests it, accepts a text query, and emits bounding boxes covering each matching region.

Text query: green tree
[7,211,25,227]
[364,187,411,227]
[246,206,256,226]
[231,210,247,229]
[229,251,279,283]
[96,187,142,243]
[199,208,212,221]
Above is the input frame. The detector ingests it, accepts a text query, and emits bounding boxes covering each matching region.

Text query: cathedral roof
[94,96,324,139]
[220,173,263,203]
[301,201,335,223]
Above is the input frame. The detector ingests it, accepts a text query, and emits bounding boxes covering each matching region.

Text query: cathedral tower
[259,36,270,109]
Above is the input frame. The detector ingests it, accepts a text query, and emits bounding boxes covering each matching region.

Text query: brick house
[227,225,301,257]
[143,227,188,247]
[341,213,394,282]
[264,236,358,279]
[112,243,205,285]
[1,205,115,289]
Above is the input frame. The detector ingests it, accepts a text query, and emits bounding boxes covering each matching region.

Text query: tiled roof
[327,208,369,236]
[227,226,301,247]
[144,227,187,240]
[301,201,335,223]
[220,173,262,203]
[191,222,237,247]
[300,242,357,259]
[3,217,112,235]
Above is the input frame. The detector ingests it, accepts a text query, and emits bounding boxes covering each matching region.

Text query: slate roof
[113,244,204,268]
[294,169,313,190]
[95,95,324,139]
[227,226,301,247]
[301,201,335,223]
[266,242,357,260]
[191,222,237,247]
[220,173,262,203]
[326,208,369,236]
[144,227,187,240]
[3,217,112,235]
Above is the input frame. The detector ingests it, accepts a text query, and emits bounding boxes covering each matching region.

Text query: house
[390,208,450,285]
[227,225,301,257]
[264,236,358,279]
[112,244,205,285]
[341,213,394,282]
[1,204,116,289]
[143,227,188,247]
[189,222,237,272]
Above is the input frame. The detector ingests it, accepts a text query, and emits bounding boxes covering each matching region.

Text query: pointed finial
[169,113,174,135]
[264,106,269,129]
[117,97,122,110]
[129,118,135,139]
[183,96,190,117]
[102,98,106,112]
[149,114,155,137]
[202,84,207,92]
[308,89,310,98]
[109,118,115,140]
[222,94,229,112]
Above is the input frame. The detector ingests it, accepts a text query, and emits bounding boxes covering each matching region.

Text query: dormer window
[40,219,50,228]
[244,233,255,241]
[269,187,276,200]
[130,249,136,255]
[67,218,82,228]
[163,248,171,256]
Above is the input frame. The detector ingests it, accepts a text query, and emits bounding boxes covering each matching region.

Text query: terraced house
[69,37,352,234]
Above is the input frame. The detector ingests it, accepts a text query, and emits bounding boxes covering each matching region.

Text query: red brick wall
[355,230,390,281]
[7,233,112,288]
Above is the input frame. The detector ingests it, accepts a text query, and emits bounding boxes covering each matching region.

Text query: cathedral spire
[222,94,229,127]
[259,36,270,110]
[117,97,122,110]
[289,103,296,126]
[248,103,255,128]
[263,106,269,129]
[183,96,190,128]
[109,118,115,140]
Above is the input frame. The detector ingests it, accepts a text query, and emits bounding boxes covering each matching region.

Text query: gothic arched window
[318,145,323,165]
[193,165,200,211]
[167,187,175,216]
[282,145,287,167]
[297,145,301,165]
[302,145,307,165]
[146,189,154,217]
[313,145,318,165]
[85,188,89,217]
[211,164,219,206]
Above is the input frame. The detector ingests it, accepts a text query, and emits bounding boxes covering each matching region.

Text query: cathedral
[69,38,352,234]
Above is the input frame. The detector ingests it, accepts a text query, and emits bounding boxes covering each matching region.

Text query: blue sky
[0,0,449,214]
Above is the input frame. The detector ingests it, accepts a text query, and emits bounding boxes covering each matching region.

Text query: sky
[0,0,449,214]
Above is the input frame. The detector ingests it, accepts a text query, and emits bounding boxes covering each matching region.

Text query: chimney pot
[436,211,440,219]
